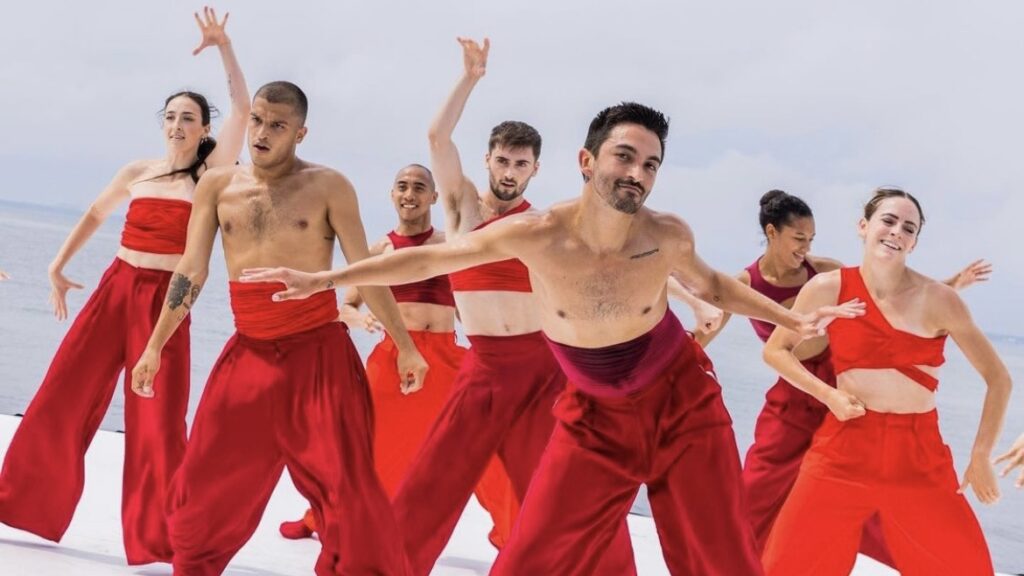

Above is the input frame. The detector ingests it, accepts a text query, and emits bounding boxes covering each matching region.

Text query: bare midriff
[115,247,183,272]
[454,291,542,336]
[838,366,940,414]
[397,301,456,333]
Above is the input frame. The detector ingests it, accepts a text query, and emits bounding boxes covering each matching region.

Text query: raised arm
[934,287,1012,504]
[191,6,250,168]
[763,273,867,421]
[48,161,144,320]
[130,169,224,397]
[428,37,489,234]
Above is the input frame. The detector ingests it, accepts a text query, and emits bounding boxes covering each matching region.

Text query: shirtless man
[130,81,425,576]
[240,101,863,574]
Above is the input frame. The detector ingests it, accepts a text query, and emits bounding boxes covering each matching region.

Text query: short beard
[596,176,645,215]
[489,178,525,202]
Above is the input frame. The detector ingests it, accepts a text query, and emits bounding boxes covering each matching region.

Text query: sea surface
[0,200,1021,571]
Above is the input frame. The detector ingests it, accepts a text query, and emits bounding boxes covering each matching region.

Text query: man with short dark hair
[131,81,425,576]
[241,100,862,575]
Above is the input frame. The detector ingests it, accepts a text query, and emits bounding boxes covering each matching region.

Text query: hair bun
[760,189,787,207]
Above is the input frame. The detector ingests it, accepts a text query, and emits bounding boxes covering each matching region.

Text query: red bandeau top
[827,267,946,391]
[448,200,533,293]
[229,281,339,340]
[746,257,818,343]
[120,197,192,254]
[386,228,455,307]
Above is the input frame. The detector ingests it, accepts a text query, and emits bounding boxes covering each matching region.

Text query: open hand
[458,37,490,79]
[192,6,231,56]
[48,266,84,321]
[799,298,866,339]
[959,455,1001,504]
[994,433,1024,489]
[949,259,992,291]
[239,268,330,301]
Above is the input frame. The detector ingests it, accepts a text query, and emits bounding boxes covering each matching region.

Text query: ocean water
[0,200,1021,571]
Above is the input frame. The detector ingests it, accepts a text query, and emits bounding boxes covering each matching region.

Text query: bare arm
[48,161,144,320]
[130,169,224,397]
[942,259,992,291]
[936,287,1012,503]
[191,7,251,168]
[327,174,427,393]
[428,37,489,234]
[668,275,725,341]
[339,241,384,333]
[763,273,867,421]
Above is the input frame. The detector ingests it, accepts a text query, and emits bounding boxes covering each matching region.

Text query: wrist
[971,446,993,460]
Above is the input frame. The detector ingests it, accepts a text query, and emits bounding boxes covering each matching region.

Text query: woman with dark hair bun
[0,6,249,566]
[695,189,989,567]
[762,187,1010,574]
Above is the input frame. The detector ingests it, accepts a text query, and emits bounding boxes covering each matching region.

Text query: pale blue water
[0,200,1021,571]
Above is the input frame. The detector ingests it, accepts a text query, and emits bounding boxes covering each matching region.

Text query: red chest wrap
[386,228,455,307]
[120,197,192,254]
[827,267,946,391]
[544,310,686,397]
[746,257,818,343]
[229,281,340,340]
[448,201,533,293]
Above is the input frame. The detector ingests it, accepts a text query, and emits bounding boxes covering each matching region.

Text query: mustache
[614,179,646,195]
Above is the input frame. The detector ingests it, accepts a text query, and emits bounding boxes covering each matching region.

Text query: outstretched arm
[130,169,224,397]
[49,161,145,320]
[326,175,427,394]
[192,6,251,168]
[937,288,1011,504]
[428,37,490,234]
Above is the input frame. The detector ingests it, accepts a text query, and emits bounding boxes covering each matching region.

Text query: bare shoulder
[802,269,842,300]
[736,269,752,285]
[199,164,245,191]
[918,271,963,310]
[370,236,392,255]
[426,229,447,245]
[121,159,158,180]
[299,161,355,193]
[808,255,844,273]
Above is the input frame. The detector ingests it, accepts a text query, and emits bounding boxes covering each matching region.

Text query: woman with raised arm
[694,189,988,565]
[761,187,1011,575]
[0,7,249,565]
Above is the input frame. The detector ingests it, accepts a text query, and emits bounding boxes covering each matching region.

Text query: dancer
[278,164,520,548]
[996,432,1024,488]
[697,189,989,561]
[0,7,249,565]
[239,101,863,575]
[130,82,425,576]
[762,187,1011,575]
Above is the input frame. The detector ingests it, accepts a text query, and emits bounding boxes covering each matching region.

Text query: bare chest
[218,183,331,244]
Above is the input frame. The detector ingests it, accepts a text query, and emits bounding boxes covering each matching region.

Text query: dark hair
[151,91,218,183]
[488,121,542,159]
[584,102,669,158]
[864,186,925,233]
[255,81,308,122]
[758,189,813,235]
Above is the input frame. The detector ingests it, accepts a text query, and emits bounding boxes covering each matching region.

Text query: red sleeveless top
[745,257,818,342]
[448,200,533,293]
[827,267,946,391]
[386,228,455,307]
[120,197,192,254]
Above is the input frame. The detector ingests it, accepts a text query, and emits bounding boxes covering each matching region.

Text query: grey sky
[1,0,1021,334]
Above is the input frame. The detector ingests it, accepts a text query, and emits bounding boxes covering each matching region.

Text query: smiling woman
[0,6,250,567]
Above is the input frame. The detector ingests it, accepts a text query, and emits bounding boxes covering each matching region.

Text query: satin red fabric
[168,321,409,576]
[228,282,339,340]
[447,201,533,293]
[0,258,190,564]
[763,410,993,575]
[386,229,456,307]
[491,334,761,575]
[390,331,636,576]
[120,198,192,254]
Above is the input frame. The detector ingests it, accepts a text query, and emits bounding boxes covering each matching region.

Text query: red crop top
[448,200,532,293]
[386,228,455,307]
[746,257,818,343]
[827,267,946,391]
[120,197,192,254]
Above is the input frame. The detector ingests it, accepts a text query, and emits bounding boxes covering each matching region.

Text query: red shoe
[279,518,314,540]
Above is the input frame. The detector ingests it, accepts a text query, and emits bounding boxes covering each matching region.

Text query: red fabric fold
[386,228,455,307]
[448,201,533,293]
[229,281,339,340]
[120,198,192,254]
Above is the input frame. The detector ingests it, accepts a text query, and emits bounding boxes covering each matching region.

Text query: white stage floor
[0,415,923,575]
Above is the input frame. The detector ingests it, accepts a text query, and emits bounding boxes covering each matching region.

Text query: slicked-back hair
[254,81,309,123]
[864,186,925,234]
[488,121,542,159]
[759,189,813,235]
[584,102,669,159]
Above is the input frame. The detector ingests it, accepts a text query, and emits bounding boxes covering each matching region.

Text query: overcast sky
[1,1,1021,335]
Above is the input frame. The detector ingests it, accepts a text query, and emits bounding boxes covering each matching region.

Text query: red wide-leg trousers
[0,258,189,564]
[167,323,408,576]
[491,336,762,576]
[391,331,636,576]
[763,410,993,576]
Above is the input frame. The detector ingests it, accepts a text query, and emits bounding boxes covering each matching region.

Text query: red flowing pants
[391,331,636,576]
[0,258,189,564]
[742,349,893,564]
[491,336,762,576]
[167,323,408,576]
[367,330,519,545]
[763,410,993,576]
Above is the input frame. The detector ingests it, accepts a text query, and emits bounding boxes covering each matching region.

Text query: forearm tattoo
[325,279,335,290]
[630,248,660,260]
[167,273,203,316]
